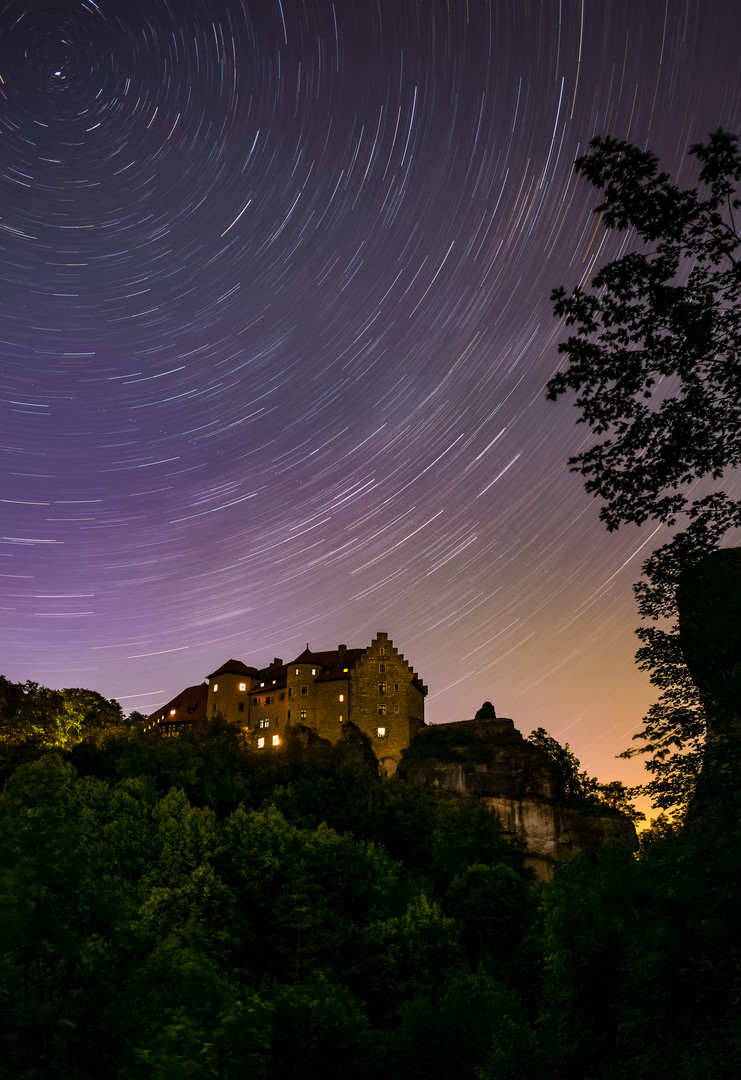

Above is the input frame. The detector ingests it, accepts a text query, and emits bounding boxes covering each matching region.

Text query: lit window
[338,714,343,723]
[343,667,349,672]
[295,668,299,675]
[258,737,265,749]
[378,682,386,693]
[272,734,280,746]
[300,709,307,719]
[300,685,308,695]
[170,709,176,716]
[378,704,387,715]
[311,668,317,675]
[376,727,387,738]
[260,681,265,687]
[213,683,218,692]
[239,682,246,692]
[339,694,344,702]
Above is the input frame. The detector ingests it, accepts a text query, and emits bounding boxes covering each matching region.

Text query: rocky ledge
[401,717,636,875]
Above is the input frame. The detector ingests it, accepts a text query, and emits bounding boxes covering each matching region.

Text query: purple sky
[2,0,740,798]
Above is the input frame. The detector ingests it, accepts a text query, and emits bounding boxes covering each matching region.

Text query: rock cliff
[401,717,636,875]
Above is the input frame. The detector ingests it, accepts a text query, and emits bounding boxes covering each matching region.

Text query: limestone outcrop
[401,717,636,874]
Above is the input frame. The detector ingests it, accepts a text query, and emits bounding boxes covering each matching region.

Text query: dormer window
[170,709,176,716]
[311,668,317,675]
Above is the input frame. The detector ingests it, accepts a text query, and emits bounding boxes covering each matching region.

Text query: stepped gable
[148,631,427,774]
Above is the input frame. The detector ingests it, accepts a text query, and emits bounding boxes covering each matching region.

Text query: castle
[144,632,427,775]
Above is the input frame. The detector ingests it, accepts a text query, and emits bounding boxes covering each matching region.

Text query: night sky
[2,0,741,793]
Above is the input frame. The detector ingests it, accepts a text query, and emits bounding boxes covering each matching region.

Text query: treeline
[0,695,739,1078]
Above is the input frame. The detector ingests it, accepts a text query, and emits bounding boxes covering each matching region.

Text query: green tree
[548,130,741,812]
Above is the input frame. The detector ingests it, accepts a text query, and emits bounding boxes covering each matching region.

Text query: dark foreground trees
[1,714,738,1079]
[548,130,741,814]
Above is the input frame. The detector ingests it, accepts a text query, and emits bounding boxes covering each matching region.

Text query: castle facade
[145,632,427,774]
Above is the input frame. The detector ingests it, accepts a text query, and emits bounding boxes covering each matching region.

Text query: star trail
[2,0,741,791]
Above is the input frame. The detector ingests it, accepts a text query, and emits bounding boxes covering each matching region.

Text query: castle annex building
[146,632,427,774]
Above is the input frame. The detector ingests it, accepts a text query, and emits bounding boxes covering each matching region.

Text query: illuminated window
[338,714,343,723]
[259,718,270,729]
[258,737,265,749]
[376,727,387,738]
[339,694,344,702]
[379,664,386,673]
[170,709,176,716]
[378,704,387,715]
[239,682,246,692]
[300,685,308,695]
[213,683,218,692]
[343,667,349,673]
[295,668,299,675]
[379,682,386,693]
[311,668,317,675]
[260,681,265,687]
[272,734,280,746]
[300,708,307,719]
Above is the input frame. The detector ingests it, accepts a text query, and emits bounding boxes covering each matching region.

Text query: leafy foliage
[0,710,736,1079]
[549,130,741,812]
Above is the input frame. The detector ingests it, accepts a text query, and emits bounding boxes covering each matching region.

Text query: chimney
[273,657,283,667]
[338,644,347,656]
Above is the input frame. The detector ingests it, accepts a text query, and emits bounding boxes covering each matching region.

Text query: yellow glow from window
[339,694,344,702]
[213,683,218,692]
[272,734,280,746]
[258,737,265,748]
[377,727,386,737]
[170,709,176,716]
[239,682,246,691]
